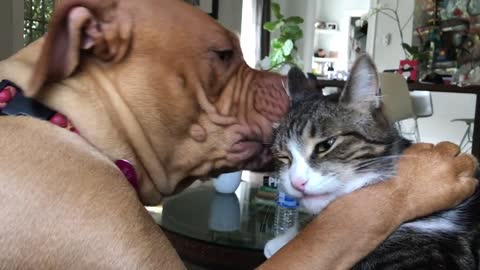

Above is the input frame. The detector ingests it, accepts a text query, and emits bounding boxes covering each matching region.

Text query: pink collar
[114,159,138,189]
[0,80,139,190]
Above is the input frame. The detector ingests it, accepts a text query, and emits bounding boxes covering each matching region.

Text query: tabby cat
[264,55,480,269]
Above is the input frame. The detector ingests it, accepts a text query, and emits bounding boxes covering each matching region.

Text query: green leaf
[263,20,284,32]
[271,38,283,49]
[282,39,294,56]
[284,55,294,63]
[277,36,287,44]
[271,2,283,20]
[401,43,411,50]
[285,16,304,25]
[401,43,415,54]
[417,53,429,62]
[283,25,303,41]
[270,50,285,67]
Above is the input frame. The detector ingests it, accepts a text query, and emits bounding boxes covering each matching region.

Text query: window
[24,0,55,46]
[183,0,218,19]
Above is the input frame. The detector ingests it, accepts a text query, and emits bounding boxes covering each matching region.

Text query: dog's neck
[0,40,184,205]
[0,39,286,205]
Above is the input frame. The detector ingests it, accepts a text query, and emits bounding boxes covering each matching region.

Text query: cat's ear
[287,67,316,105]
[339,54,380,110]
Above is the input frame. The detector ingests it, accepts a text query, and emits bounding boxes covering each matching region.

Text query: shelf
[313,57,339,63]
[415,18,470,36]
[432,60,457,69]
[315,29,341,34]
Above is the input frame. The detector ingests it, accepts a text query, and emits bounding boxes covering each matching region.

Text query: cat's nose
[291,178,308,192]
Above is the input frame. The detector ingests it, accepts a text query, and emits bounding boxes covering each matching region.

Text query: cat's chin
[301,193,336,214]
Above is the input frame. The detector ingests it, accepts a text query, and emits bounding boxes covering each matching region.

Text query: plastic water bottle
[273,186,299,236]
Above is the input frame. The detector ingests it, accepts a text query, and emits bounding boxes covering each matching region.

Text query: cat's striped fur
[265,55,480,269]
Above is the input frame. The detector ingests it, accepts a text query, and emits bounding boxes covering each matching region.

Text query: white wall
[417,93,476,145]
[316,0,370,71]
[315,0,370,21]
[218,0,243,34]
[0,0,24,60]
[371,0,414,72]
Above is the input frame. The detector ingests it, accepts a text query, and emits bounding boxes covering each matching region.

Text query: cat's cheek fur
[301,173,384,214]
[340,173,385,196]
[303,173,341,195]
[301,195,336,214]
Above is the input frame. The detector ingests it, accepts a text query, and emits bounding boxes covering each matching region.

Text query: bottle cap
[277,191,299,209]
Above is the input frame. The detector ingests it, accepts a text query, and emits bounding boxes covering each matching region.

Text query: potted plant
[258,2,304,74]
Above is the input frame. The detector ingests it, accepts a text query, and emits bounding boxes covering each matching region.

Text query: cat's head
[274,54,407,214]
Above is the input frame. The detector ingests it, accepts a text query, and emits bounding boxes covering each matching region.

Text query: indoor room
[0,0,479,269]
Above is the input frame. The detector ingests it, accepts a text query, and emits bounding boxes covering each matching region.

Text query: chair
[378,73,424,142]
[410,91,433,118]
[378,73,415,122]
[451,118,474,152]
[410,91,434,141]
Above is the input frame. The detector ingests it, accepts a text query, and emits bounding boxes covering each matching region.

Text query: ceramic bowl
[212,171,242,194]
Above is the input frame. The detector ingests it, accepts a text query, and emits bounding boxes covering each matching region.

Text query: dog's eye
[314,137,337,154]
[213,49,233,62]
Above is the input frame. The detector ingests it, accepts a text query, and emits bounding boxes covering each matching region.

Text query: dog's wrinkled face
[28,0,289,202]
[124,0,289,179]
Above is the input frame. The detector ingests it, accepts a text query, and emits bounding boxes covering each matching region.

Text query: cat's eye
[314,137,337,154]
[326,137,336,146]
[277,155,291,165]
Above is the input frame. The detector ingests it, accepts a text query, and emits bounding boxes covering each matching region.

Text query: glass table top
[148,180,313,250]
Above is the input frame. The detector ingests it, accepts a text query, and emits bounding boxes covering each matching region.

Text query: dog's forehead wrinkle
[0,0,291,205]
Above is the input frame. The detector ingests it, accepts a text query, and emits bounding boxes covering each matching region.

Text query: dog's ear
[28,0,133,96]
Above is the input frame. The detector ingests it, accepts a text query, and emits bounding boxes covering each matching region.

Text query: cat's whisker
[357,158,399,167]
[354,166,396,173]
[356,170,396,178]
[355,155,403,170]
[356,158,398,166]
[359,154,404,162]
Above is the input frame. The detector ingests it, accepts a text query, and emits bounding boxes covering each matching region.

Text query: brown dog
[0,0,477,269]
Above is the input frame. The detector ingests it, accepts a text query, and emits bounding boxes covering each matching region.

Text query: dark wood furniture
[315,79,480,158]
[163,229,266,270]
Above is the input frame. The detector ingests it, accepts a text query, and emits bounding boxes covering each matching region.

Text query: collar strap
[1,80,55,119]
[0,80,138,189]
[0,80,77,132]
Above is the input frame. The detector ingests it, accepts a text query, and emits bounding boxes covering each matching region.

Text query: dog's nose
[291,178,308,192]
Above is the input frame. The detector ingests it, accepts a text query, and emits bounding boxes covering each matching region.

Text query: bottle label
[263,175,280,189]
[277,191,299,209]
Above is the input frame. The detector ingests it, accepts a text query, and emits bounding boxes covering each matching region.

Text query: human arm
[259,142,478,269]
